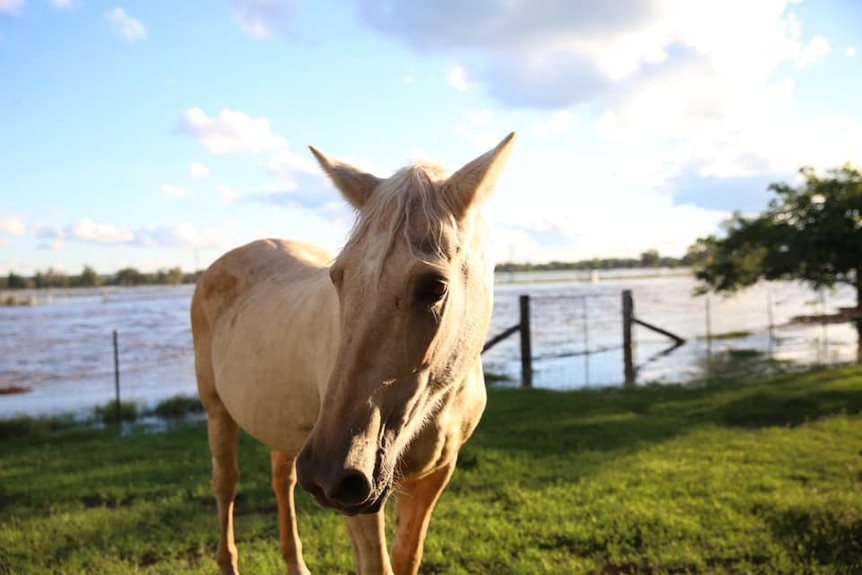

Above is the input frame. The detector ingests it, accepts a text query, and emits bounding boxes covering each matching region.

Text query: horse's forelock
[339,163,461,274]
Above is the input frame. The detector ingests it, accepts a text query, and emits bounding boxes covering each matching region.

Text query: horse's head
[296,134,515,515]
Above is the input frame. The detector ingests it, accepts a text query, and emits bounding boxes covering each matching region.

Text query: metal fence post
[519,294,533,388]
[622,290,635,385]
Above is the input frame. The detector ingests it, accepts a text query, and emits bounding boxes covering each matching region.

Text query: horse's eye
[415,275,448,307]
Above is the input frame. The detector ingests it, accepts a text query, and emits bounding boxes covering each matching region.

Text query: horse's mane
[341,162,460,271]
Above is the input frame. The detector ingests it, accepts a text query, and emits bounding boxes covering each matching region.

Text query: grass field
[1,364,861,574]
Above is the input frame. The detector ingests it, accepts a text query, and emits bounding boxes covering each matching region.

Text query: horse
[191,132,515,575]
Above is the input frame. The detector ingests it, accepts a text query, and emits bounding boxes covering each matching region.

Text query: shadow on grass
[468,362,862,472]
[766,507,862,571]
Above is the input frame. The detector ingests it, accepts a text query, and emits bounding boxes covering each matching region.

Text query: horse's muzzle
[296,446,391,515]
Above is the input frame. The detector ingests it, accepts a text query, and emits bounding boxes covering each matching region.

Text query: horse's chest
[399,426,455,479]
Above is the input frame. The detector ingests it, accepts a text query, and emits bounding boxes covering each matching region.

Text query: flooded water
[0,274,858,418]
[1,286,197,418]
[484,272,858,388]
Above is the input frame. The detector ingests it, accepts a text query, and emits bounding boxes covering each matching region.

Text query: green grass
[1,368,861,574]
[697,330,754,340]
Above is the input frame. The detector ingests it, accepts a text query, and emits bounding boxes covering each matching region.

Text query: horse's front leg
[270,450,311,575]
[344,510,394,575]
[390,460,456,575]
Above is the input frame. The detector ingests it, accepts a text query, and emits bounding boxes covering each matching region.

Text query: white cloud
[0,214,26,235]
[0,0,23,15]
[794,34,829,68]
[71,219,134,244]
[31,223,67,251]
[847,46,857,58]
[228,0,293,39]
[359,0,836,186]
[41,239,66,251]
[177,107,287,154]
[453,108,499,149]
[105,8,146,43]
[257,166,345,212]
[174,223,226,249]
[488,189,727,261]
[136,222,227,250]
[161,184,189,199]
[188,161,211,179]
[266,147,319,190]
[29,219,228,251]
[33,223,64,239]
[219,185,244,204]
[532,111,577,137]
[446,65,469,92]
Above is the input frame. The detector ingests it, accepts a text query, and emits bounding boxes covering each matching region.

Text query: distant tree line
[495,249,691,273]
[3,250,690,290]
[1,266,201,290]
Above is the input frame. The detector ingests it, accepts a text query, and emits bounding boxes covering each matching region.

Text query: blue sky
[1,0,861,275]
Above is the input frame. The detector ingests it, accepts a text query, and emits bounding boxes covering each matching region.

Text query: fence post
[766,293,774,360]
[113,329,121,421]
[622,290,635,385]
[705,296,712,341]
[519,294,533,388]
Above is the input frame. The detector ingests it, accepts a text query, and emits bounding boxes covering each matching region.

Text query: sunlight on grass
[1,368,861,573]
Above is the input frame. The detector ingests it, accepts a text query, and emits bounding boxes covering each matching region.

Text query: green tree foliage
[32,268,69,289]
[155,267,185,285]
[640,249,661,268]
[115,267,145,286]
[690,163,862,337]
[6,272,29,289]
[71,265,103,288]
[3,265,198,290]
[495,252,684,273]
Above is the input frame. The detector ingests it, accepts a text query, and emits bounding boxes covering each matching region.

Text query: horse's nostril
[327,471,372,508]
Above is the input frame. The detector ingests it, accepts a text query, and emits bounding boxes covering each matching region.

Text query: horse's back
[192,239,338,453]
[194,239,330,318]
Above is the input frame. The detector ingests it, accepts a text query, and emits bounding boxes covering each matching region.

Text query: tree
[7,271,28,289]
[115,267,144,286]
[689,163,862,342]
[33,268,68,288]
[74,265,103,287]
[640,249,661,268]
[167,266,184,285]
[153,267,184,285]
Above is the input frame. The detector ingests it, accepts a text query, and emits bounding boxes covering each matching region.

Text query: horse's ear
[309,146,381,210]
[442,132,515,219]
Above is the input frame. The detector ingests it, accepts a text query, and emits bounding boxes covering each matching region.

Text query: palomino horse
[191,133,515,575]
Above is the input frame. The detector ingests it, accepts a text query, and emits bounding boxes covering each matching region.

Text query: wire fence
[481,277,860,388]
[2,277,859,417]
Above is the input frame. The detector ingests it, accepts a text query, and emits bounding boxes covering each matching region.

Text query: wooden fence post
[519,294,533,388]
[113,329,121,421]
[705,296,712,351]
[622,290,635,385]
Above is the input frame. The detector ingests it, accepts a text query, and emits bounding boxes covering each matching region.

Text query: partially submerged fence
[482,284,859,388]
[483,290,685,387]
